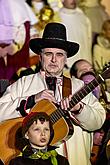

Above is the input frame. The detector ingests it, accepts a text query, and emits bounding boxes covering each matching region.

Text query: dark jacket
[9,145,69,165]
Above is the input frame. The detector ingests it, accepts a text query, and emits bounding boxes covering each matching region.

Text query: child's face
[25,119,50,149]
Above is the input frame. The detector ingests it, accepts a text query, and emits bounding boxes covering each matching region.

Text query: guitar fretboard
[69,75,103,108]
[50,105,65,124]
[50,74,105,124]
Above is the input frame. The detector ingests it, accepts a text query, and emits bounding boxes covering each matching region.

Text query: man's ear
[25,132,29,139]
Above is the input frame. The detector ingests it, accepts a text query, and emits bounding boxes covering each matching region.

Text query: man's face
[40,48,67,77]
[76,61,94,78]
[25,120,50,149]
[75,60,100,99]
[63,0,77,9]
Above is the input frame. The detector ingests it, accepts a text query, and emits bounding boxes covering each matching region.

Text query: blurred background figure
[79,0,110,41]
[70,59,100,99]
[105,79,110,109]
[93,19,110,74]
[26,0,60,37]
[58,0,92,77]
[0,0,38,81]
[70,58,110,114]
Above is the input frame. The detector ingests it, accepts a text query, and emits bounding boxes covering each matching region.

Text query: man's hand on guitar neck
[60,95,84,114]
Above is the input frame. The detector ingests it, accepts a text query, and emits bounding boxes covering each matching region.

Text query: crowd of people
[0,0,110,80]
[0,0,110,165]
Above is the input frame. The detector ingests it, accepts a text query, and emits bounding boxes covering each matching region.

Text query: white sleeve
[71,78,106,131]
[0,78,26,122]
[76,93,106,131]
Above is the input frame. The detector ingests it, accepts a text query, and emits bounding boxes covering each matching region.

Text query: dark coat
[9,145,69,165]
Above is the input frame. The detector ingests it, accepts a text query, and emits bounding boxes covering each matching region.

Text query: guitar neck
[49,74,106,124]
[69,74,104,108]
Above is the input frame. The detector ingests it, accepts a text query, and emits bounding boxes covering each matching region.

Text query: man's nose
[51,54,56,62]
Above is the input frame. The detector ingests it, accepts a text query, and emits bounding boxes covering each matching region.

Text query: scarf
[29,150,58,165]
[19,146,58,165]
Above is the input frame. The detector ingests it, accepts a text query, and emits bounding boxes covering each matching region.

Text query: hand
[60,94,83,112]
[35,89,56,103]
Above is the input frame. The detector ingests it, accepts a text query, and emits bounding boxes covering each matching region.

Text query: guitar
[0,66,110,165]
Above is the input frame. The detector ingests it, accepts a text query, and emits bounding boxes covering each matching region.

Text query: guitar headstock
[101,63,110,80]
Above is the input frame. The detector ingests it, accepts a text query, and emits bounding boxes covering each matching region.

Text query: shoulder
[71,76,84,86]
[11,72,41,88]
[76,7,89,19]
[5,73,42,97]
[9,156,33,165]
[76,7,84,14]
[71,77,85,94]
[20,72,40,81]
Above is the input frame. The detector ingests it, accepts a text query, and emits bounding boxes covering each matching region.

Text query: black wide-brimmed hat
[29,22,79,58]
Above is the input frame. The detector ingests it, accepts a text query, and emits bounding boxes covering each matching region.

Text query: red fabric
[0,21,30,80]
[22,112,38,128]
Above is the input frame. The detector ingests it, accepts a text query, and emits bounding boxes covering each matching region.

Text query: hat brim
[29,38,79,58]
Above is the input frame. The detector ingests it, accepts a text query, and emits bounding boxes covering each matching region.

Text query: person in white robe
[58,0,92,75]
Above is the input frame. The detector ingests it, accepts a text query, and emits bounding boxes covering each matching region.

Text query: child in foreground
[9,112,69,165]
